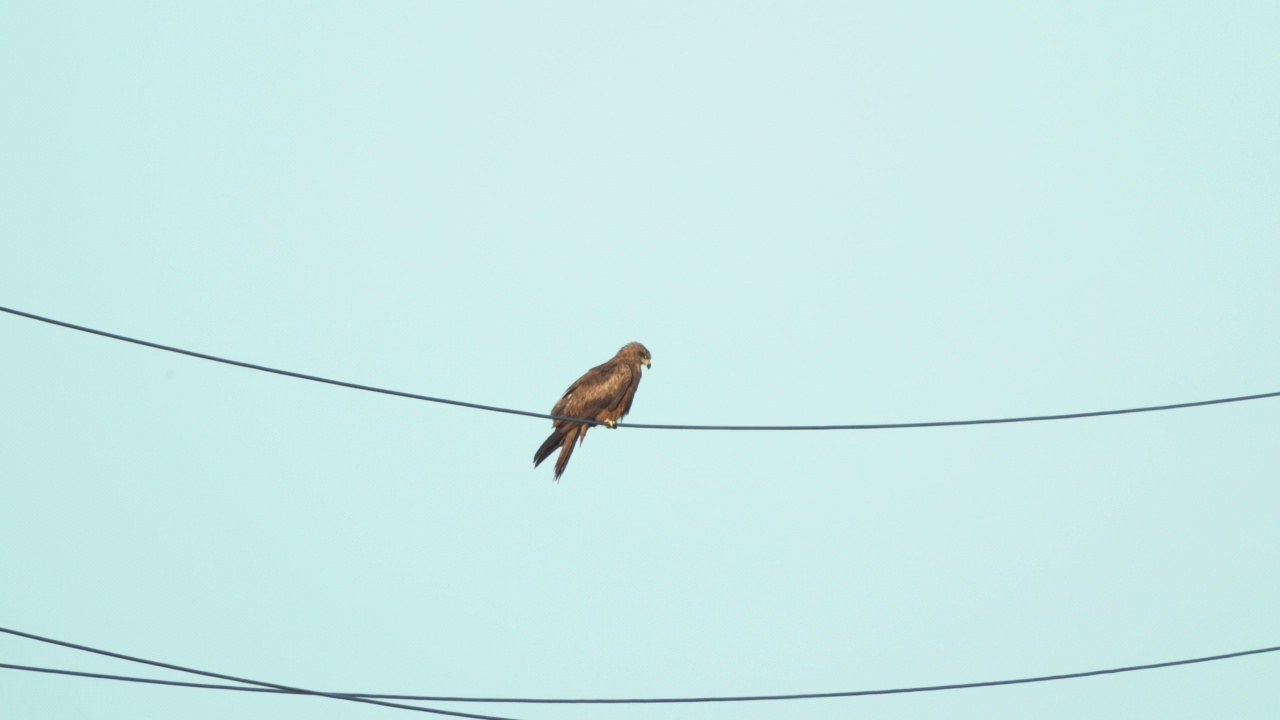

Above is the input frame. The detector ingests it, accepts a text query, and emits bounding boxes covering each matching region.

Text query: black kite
[533,342,652,481]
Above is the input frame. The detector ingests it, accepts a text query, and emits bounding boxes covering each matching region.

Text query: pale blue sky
[2,3,1278,719]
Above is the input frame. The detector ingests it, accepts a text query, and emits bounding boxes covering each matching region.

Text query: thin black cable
[0,627,520,720]
[4,304,1279,430]
[3,631,1277,704]
[621,389,1280,429]
[0,305,596,426]
[0,662,284,694]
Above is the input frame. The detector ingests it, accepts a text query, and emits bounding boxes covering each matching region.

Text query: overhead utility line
[2,626,1277,705]
[0,627,520,719]
[3,305,1277,431]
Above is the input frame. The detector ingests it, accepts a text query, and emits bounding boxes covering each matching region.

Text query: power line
[4,304,1279,431]
[624,389,1280,429]
[0,301,576,420]
[0,627,521,720]
[2,627,1277,705]
[1,662,285,693]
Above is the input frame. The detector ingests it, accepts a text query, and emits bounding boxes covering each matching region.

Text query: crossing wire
[3,304,1279,430]
[2,627,1278,705]
[0,627,521,720]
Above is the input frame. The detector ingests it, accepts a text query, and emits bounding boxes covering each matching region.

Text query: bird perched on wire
[534,342,652,481]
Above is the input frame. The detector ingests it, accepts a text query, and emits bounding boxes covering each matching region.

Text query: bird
[534,342,652,481]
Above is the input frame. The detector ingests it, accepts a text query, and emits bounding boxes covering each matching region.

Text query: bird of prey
[534,342,652,481]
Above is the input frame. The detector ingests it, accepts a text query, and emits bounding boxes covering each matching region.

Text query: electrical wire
[3,628,1277,704]
[0,305,575,425]
[0,627,521,720]
[4,304,1279,430]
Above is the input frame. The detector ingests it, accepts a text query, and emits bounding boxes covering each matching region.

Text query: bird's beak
[644,359,652,369]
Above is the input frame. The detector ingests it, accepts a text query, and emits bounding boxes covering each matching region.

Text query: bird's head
[620,342,652,369]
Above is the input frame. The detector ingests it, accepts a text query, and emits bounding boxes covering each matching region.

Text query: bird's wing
[553,361,637,422]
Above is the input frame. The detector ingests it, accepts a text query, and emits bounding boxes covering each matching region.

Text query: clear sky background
[2,3,1278,719]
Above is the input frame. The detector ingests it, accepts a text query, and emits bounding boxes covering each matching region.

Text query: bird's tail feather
[534,424,587,481]
[552,431,577,481]
[533,428,565,468]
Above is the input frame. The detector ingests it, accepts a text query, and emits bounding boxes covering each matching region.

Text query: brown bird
[534,342,652,481]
